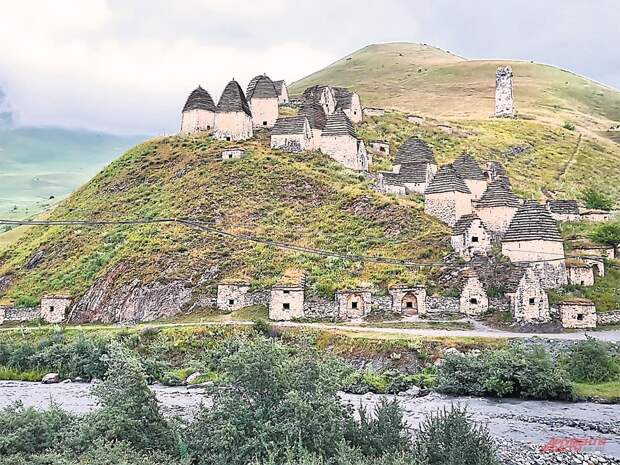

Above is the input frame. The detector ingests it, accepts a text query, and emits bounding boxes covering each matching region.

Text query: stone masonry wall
[4,307,40,322]
[597,310,620,326]
[560,303,597,329]
[425,297,460,314]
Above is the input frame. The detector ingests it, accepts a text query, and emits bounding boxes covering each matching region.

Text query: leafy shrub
[563,337,620,383]
[411,405,498,465]
[437,346,575,400]
[185,338,354,465]
[581,187,614,211]
[562,121,575,131]
[78,342,178,455]
[346,399,410,457]
[0,403,77,456]
[590,221,620,250]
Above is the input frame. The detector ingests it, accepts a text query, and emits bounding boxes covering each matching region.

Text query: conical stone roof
[453,214,481,235]
[454,153,486,180]
[395,137,436,165]
[246,74,277,100]
[217,80,252,116]
[322,109,356,137]
[477,180,520,208]
[424,164,471,195]
[182,86,216,113]
[299,102,327,130]
[502,200,563,243]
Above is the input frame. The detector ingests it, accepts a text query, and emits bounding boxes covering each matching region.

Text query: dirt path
[2,318,620,342]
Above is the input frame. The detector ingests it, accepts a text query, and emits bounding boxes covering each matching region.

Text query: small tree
[590,222,620,255]
[581,188,614,211]
[79,342,178,455]
[563,337,620,383]
[411,405,498,465]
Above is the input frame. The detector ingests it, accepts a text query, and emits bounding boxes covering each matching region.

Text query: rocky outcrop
[69,263,193,323]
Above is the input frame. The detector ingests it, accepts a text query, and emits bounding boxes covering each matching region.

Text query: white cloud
[0,1,333,133]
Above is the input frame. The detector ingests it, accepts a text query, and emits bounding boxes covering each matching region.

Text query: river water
[1,381,619,458]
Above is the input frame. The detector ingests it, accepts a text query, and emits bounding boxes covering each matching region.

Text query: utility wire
[1,217,608,268]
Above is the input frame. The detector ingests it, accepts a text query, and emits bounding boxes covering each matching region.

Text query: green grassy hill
[0,134,448,309]
[0,127,145,220]
[291,43,620,132]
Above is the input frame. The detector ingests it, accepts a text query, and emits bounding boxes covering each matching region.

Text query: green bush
[184,338,355,465]
[78,342,178,455]
[563,338,620,383]
[437,346,575,400]
[0,403,77,456]
[562,121,575,131]
[581,187,614,211]
[411,405,498,465]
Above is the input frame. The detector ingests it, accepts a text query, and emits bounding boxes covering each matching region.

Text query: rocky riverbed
[0,381,618,464]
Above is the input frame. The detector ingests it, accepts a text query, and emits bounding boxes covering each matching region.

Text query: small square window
[577,313,584,321]
[228,299,235,305]
[472,237,479,243]
[283,290,290,294]
[351,301,358,310]
[380,146,385,152]
[207,125,211,130]
[580,281,585,285]
[228,154,233,159]
[49,306,55,313]
[470,298,478,305]
[226,136,231,141]
[529,298,535,305]
[263,121,268,126]
[283,303,290,310]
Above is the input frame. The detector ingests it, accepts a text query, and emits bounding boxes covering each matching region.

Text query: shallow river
[1,381,619,458]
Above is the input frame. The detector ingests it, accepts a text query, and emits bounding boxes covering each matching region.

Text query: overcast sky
[0,0,618,135]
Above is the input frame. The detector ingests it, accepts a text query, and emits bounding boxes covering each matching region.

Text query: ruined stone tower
[495,66,515,117]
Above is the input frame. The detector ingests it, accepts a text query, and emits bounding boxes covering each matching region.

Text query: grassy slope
[0,133,449,306]
[291,43,620,131]
[359,112,620,200]
[0,127,145,220]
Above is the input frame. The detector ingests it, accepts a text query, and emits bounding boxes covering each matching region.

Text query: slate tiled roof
[547,200,579,216]
[454,153,486,181]
[476,180,520,208]
[502,200,563,243]
[299,102,327,130]
[322,110,357,137]
[452,214,480,235]
[395,137,437,165]
[505,265,531,293]
[246,75,277,101]
[424,165,471,195]
[302,85,330,102]
[182,86,216,113]
[381,172,404,187]
[332,86,355,109]
[399,162,429,184]
[217,80,252,116]
[273,80,286,94]
[271,116,309,135]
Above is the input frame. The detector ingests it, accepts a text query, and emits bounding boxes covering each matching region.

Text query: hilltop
[1,41,620,322]
[0,134,448,320]
[291,43,620,133]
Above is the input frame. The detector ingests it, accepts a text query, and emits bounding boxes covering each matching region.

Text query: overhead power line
[0,217,610,268]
